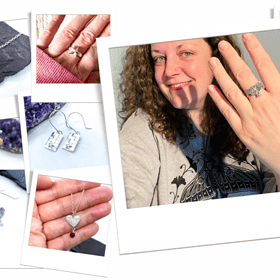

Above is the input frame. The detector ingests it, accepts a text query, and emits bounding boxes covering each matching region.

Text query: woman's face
[151,39,213,111]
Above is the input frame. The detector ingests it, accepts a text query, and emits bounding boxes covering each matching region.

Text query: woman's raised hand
[28,175,112,250]
[208,33,280,183]
[37,15,110,82]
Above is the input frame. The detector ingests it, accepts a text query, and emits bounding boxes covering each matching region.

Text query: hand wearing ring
[37,15,110,83]
[208,33,280,184]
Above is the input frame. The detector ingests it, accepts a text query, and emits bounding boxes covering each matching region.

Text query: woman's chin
[169,98,190,110]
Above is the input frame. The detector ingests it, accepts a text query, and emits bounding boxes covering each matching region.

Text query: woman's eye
[182,52,191,57]
[154,56,165,63]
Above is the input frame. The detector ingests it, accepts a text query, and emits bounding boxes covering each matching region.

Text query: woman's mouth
[168,81,191,90]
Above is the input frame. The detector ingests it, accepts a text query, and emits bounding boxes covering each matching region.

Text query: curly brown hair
[119,35,249,162]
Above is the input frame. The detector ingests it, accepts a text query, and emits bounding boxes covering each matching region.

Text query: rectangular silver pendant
[63,132,80,152]
[45,131,63,152]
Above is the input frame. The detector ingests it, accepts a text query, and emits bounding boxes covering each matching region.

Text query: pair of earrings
[45,111,91,152]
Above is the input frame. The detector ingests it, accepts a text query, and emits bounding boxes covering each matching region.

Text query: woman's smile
[167,80,192,90]
[151,39,213,111]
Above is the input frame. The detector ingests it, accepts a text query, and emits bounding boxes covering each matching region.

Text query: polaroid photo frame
[31,10,114,103]
[18,91,111,193]
[0,16,31,100]
[97,18,280,254]
[0,170,28,268]
[20,169,113,276]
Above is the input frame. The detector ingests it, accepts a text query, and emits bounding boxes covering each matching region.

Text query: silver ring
[68,46,82,58]
[245,81,264,97]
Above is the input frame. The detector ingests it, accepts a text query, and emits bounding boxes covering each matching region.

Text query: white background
[0,1,280,280]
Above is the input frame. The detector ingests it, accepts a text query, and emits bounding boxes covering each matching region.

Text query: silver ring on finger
[245,81,264,98]
[68,46,82,58]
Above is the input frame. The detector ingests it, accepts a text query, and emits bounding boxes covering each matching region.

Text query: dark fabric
[0,170,26,190]
[0,22,31,83]
[70,238,106,256]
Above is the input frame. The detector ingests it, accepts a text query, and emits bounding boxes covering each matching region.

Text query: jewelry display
[68,46,82,58]
[45,110,68,152]
[245,81,264,97]
[0,22,31,84]
[0,32,22,49]
[0,207,5,226]
[63,112,92,152]
[66,190,85,238]
[0,189,19,226]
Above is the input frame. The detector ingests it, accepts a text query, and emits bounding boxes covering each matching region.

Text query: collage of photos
[1,6,280,280]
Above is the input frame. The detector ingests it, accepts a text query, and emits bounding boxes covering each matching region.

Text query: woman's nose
[164,55,180,78]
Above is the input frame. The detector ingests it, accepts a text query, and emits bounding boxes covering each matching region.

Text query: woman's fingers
[28,203,47,248]
[35,179,101,205]
[241,33,280,94]
[37,15,65,50]
[46,15,95,57]
[217,40,266,102]
[43,202,111,240]
[38,186,113,223]
[71,15,110,55]
[78,22,110,73]
[47,222,100,251]
[36,175,55,190]
[208,84,243,134]
[208,56,252,120]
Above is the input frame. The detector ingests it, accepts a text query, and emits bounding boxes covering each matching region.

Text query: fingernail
[218,41,228,50]
[209,58,218,67]
[208,85,216,94]
[243,33,252,41]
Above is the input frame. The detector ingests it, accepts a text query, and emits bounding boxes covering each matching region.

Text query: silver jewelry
[0,32,22,49]
[45,110,68,152]
[0,207,5,226]
[63,112,92,152]
[0,190,19,226]
[245,81,264,97]
[66,190,85,238]
[68,46,82,58]
[0,189,18,200]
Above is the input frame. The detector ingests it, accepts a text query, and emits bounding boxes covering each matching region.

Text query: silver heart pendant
[66,215,80,228]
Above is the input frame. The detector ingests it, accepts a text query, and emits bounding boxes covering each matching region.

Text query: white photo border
[20,169,114,276]
[97,19,280,254]
[18,91,112,193]
[31,10,114,103]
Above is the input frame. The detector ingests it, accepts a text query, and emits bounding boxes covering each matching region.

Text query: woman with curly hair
[118,34,280,209]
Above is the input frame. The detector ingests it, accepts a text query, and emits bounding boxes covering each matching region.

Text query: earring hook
[48,110,68,133]
[0,189,19,200]
[66,112,92,133]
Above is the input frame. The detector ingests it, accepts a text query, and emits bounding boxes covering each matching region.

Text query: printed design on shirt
[173,123,260,203]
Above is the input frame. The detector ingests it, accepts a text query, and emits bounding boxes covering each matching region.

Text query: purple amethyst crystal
[0,118,23,153]
[24,96,64,131]
[0,97,64,154]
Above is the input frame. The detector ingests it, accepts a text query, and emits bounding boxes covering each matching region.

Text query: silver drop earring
[0,190,19,226]
[45,110,68,152]
[63,112,92,152]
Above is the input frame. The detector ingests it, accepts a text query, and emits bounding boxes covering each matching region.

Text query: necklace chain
[0,32,22,49]
[71,190,85,216]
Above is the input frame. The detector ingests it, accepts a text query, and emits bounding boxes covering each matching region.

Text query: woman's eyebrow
[151,49,161,54]
[176,42,197,50]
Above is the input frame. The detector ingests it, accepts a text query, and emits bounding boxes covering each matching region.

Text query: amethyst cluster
[0,97,64,154]
[24,96,64,131]
[0,118,22,153]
